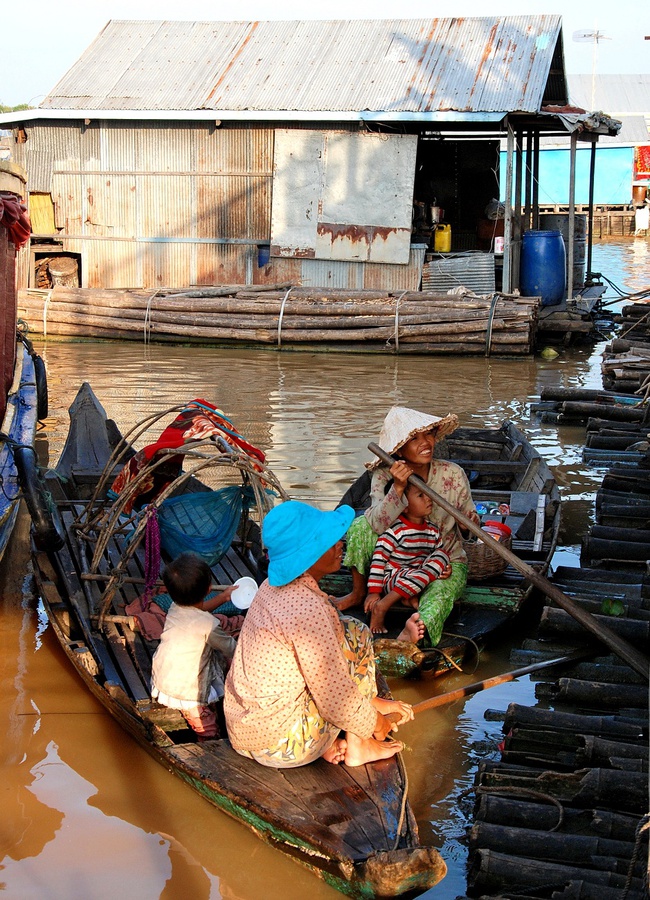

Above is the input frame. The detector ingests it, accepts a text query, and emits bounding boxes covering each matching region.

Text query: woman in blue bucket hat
[224,500,416,768]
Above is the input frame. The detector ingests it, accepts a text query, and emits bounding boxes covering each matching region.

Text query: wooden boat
[332,421,562,678]
[27,383,446,898]
[0,162,46,562]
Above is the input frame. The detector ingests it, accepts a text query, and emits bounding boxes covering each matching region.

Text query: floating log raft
[532,386,650,427]
[602,302,650,396]
[466,568,649,898]
[17,286,540,355]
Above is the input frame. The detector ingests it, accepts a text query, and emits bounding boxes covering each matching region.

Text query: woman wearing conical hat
[336,406,480,646]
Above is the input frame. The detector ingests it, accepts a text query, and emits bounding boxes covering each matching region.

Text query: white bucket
[231,576,258,609]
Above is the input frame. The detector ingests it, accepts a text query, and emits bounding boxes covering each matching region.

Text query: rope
[393,291,408,353]
[622,812,649,899]
[277,287,293,348]
[485,292,500,357]
[142,506,161,609]
[393,751,410,850]
[470,785,567,832]
[42,290,53,340]
[143,291,159,345]
[439,632,481,674]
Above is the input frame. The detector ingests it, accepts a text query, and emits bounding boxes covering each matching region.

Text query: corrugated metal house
[0,17,617,291]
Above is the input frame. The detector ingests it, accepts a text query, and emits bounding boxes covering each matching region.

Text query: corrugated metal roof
[40,17,564,117]
[568,75,650,115]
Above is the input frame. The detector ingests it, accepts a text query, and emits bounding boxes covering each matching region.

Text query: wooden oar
[409,648,595,714]
[368,442,650,681]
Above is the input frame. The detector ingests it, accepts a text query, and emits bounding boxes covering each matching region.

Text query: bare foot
[322,736,347,764]
[369,597,391,634]
[396,612,426,643]
[344,734,403,766]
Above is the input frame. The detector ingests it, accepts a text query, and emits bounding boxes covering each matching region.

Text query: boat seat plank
[103,533,160,687]
[65,522,151,705]
[213,546,256,584]
[454,460,528,471]
[53,523,123,686]
[63,508,155,703]
[168,740,398,860]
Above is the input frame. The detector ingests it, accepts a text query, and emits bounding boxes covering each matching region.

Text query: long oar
[368,442,650,680]
[409,648,595,714]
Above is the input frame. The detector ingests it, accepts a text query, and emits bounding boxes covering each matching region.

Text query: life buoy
[14,445,64,551]
[32,353,48,420]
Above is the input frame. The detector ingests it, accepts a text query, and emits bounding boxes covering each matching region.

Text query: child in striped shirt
[364,482,451,634]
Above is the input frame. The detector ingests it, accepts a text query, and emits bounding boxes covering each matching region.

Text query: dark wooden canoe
[28,383,446,898]
[330,421,562,678]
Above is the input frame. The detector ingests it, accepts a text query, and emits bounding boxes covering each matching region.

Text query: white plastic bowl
[231,576,258,610]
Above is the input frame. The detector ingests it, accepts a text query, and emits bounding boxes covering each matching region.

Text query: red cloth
[110,400,265,513]
[0,194,31,249]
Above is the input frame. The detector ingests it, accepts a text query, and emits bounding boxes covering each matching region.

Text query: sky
[2,0,648,108]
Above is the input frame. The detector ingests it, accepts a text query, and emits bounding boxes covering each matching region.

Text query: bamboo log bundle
[476,764,647,814]
[537,677,649,710]
[501,704,645,740]
[17,285,540,355]
[469,848,645,897]
[539,607,650,648]
[469,821,642,871]
[475,795,640,840]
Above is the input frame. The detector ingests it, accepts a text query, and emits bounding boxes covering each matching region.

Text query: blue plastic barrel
[520,230,566,306]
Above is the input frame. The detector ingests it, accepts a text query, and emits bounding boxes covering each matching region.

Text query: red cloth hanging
[0,194,31,249]
[110,400,266,514]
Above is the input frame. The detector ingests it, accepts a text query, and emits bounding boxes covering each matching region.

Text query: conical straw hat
[366,406,458,470]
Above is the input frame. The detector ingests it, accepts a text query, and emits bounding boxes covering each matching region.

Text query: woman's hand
[372,697,414,734]
[383,699,414,727]
[459,509,481,534]
[389,460,413,493]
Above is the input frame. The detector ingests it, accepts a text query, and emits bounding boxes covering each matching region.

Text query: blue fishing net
[157,484,254,566]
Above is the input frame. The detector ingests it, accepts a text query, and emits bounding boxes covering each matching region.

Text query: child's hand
[364,593,381,613]
[440,563,452,579]
[202,585,236,612]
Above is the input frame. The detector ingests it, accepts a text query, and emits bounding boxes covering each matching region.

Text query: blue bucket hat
[263,501,355,587]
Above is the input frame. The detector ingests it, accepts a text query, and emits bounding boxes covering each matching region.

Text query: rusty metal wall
[14,121,427,289]
[15,122,275,288]
[265,244,427,291]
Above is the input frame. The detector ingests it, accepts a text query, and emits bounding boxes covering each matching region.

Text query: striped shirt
[367,515,449,597]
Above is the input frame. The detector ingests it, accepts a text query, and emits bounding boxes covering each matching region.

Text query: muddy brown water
[1,239,646,898]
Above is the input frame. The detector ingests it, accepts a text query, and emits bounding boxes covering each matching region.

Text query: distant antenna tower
[572,28,612,110]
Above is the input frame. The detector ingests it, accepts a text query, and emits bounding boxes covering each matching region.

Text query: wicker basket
[464,523,512,581]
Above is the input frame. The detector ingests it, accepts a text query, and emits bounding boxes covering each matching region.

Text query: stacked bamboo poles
[18,285,540,355]
[602,302,650,396]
